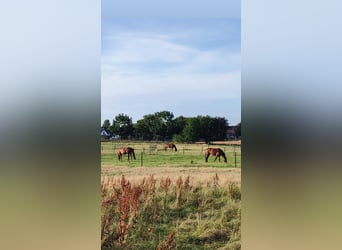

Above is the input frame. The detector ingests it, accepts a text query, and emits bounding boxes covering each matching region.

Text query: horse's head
[222,152,227,163]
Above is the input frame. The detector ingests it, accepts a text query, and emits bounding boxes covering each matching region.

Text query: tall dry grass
[101,174,241,249]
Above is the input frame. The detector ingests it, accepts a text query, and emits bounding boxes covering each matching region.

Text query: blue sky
[101,18,240,125]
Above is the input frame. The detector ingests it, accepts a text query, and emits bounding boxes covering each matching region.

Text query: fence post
[234,151,237,168]
[141,152,143,167]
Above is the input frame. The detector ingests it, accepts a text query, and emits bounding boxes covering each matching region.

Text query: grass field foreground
[101,174,241,249]
[101,141,241,249]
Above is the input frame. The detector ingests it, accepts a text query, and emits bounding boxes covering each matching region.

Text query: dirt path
[101,165,241,187]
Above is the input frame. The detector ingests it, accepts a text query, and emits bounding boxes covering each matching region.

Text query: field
[101,141,241,249]
[101,141,241,168]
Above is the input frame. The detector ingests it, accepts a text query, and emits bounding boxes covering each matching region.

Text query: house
[101,127,111,139]
[226,125,240,139]
[110,134,120,140]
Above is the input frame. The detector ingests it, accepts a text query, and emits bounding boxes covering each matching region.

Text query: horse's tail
[173,144,177,152]
[131,149,136,159]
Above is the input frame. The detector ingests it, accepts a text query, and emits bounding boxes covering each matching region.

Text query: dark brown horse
[205,148,227,163]
[117,147,136,161]
[164,143,177,152]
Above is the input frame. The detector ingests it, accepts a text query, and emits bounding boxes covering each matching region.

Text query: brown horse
[205,148,227,163]
[117,147,136,161]
[164,143,177,152]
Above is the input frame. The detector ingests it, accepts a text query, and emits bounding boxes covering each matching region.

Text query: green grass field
[101,141,241,249]
[101,175,241,249]
[101,141,241,168]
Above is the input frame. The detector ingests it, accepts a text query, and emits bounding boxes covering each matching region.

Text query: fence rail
[101,142,241,155]
[101,141,241,168]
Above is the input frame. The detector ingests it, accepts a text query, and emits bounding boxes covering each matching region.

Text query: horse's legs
[214,152,222,162]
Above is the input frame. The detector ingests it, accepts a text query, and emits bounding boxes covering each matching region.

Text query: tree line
[102,111,240,143]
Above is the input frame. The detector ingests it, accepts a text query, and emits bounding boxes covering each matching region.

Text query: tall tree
[135,114,155,140]
[171,116,187,137]
[181,115,228,143]
[182,117,201,142]
[155,111,174,140]
[235,122,241,138]
[102,119,110,130]
[111,114,134,139]
[135,111,175,140]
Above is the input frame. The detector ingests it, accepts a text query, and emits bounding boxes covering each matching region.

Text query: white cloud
[101,27,240,123]
[102,31,196,64]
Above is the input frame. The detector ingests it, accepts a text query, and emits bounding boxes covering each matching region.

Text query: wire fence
[101,141,241,168]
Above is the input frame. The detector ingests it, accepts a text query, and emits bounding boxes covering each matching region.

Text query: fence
[101,141,241,168]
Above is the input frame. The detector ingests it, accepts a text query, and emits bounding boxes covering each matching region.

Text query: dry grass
[101,173,241,249]
[101,142,241,249]
[101,166,241,188]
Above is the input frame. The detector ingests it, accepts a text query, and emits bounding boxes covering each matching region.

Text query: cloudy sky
[101,18,240,125]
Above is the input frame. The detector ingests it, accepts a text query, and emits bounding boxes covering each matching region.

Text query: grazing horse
[205,148,227,163]
[164,143,177,152]
[117,147,136,161]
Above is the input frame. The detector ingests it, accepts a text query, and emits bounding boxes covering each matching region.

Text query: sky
[101,18,240,125]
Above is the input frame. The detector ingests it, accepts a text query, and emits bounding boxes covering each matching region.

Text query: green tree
[182,117,201,142]
[181,116,228,143]
[210,117,229,141]
[111,114,134,139]
[134,111,175,140]
[170,115,187,137]
[135,114,157,140]
[102,119,111,130]
[235,122,241,138]
[155,111,175,140]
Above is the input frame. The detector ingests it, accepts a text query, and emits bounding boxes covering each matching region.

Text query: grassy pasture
[101,141,241,249]
[101,141,241,169]
[101,175,241,249]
